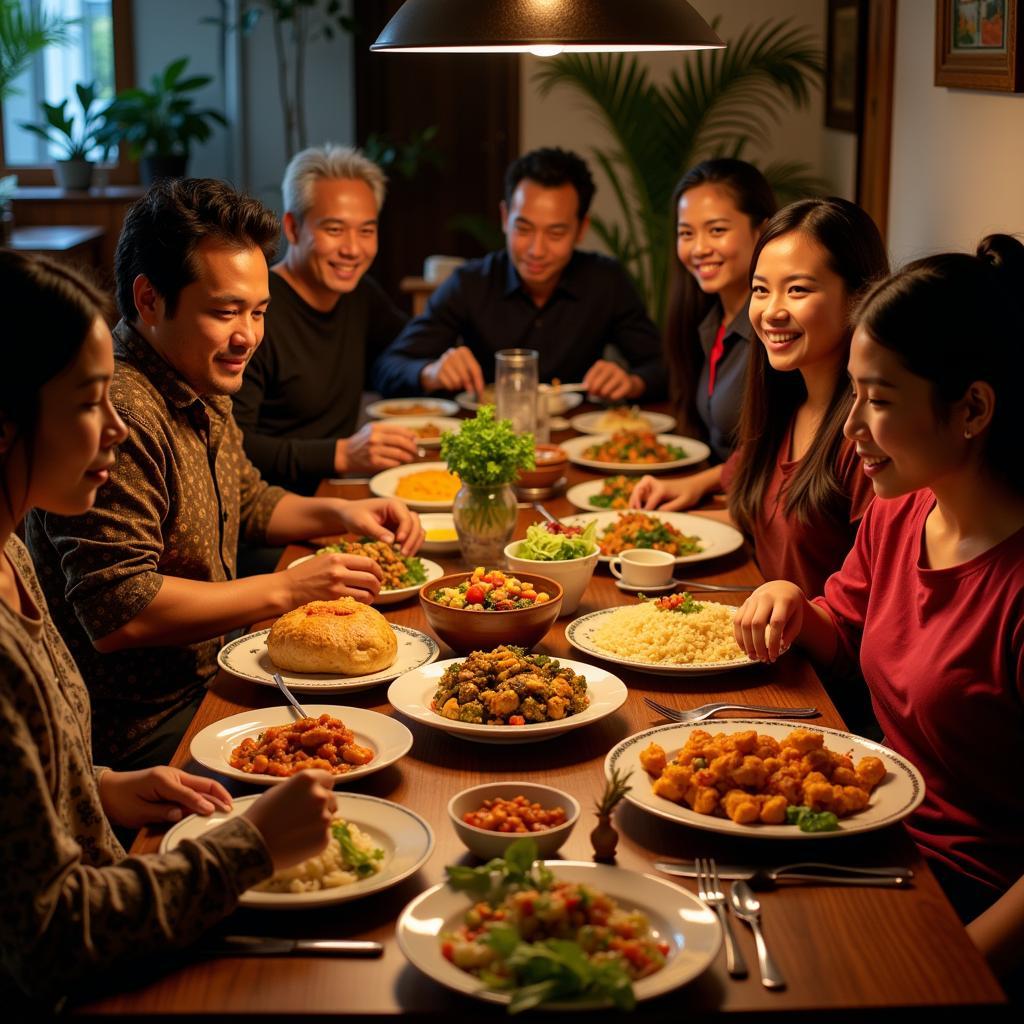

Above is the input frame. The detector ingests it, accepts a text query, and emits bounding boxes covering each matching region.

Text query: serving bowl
[448,781,580,859]
[419,512,460,556]
[504,541,599,616]
[515,444,568,490]
[419,570,563,654]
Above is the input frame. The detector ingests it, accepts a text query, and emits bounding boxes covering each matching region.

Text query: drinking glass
[494,348,539,438]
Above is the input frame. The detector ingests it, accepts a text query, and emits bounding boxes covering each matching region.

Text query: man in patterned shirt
[27,179,423,770]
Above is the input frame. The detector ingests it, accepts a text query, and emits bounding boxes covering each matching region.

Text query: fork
[273,672,308,718]
[697,857,747,978]
[643,697,819,724]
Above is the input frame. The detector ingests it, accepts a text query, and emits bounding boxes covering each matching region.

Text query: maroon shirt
[815,489,1024,898]
[722,425,874,595]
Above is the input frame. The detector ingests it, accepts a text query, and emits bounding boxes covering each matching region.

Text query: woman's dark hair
[854,233,1024,492]
[728,198,889,537]
[0,251,110,514]
[664,159,777,439]
[114,177,280,322]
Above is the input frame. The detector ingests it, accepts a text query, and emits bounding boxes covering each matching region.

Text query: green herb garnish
[784,805,840,833]
[440,405,535,486]
[330,821,385,877]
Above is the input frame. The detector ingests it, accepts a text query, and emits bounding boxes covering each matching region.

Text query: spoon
[730,880,785,990]
[532,502,559,524]
[273,671,309,719]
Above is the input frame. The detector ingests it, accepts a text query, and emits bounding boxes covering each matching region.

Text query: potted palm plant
[101,57,226,184]
[20,81,114,190]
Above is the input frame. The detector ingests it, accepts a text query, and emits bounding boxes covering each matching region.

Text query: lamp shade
[370,0,725,54]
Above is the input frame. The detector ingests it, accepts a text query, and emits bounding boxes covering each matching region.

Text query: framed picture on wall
[825,0,867,131]
[935,0,1024,91]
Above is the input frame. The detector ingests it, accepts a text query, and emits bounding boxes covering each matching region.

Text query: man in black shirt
[374,147,664,402]
[233,145,417,495]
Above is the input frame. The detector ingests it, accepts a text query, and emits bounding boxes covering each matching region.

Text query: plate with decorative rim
[368,461,460,511]
[605,719,926,838]
[569,409,676,435]
[397,860,720,1007]
[286,553,445,605]
[217,624,439,693]
[387,655,628,744]
[161,792,434,908]
[565,606,756,676]
[365,397,459,419]
[189,704,414,787]
[560,433,711,473]
[558,509,745,565]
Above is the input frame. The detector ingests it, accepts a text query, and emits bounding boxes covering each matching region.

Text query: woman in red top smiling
[734,235,1024,988]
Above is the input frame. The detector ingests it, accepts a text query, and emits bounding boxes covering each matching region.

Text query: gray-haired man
[233,144,415,494]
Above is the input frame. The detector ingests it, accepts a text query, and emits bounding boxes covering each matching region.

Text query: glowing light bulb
[529,44,563,57]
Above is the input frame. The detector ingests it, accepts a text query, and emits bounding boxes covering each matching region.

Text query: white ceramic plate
[388,656,628,744]
[189,704,414,787]
[369,416,463,446]
[365,397,459,419]
[161,792,434,908]
[565,606,755,676]
[217,625,439,693]
[606,720,927,838]
[397,860,720,1007]
[569,410,676,435]
[560,433,711,473]
[565,477,644,512]
[455,389,583,417]
[559,509,745,565]
[369,461,459,511]
[285,553,445,606]
[419,512,460,556]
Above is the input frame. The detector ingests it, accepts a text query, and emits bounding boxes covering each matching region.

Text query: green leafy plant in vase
[441,405,534,567]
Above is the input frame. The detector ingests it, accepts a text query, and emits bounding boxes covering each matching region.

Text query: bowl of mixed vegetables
[420,568,563,654]
[505,521,600,616]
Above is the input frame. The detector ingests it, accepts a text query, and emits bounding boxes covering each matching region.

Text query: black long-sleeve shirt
[233,272,407,494]
[373,249,665,399]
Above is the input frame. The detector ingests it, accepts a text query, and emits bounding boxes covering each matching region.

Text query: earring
[964,429,972,439]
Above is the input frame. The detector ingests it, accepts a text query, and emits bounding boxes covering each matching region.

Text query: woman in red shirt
[635,198,886,598]
[734,235,1024,986]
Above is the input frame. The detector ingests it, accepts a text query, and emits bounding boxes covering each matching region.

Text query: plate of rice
[160,792,434,908]
[565,597,756,675]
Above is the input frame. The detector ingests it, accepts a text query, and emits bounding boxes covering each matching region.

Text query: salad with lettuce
[516,521,598,561]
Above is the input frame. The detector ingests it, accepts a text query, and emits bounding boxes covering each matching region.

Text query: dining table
[74,409,1008,1020]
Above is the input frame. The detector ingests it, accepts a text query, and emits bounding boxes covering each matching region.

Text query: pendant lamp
[370,0,725,56]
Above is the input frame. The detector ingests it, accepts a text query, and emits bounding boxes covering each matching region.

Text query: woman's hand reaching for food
[98,766,233,828]
[630,464,722,510]
[284,550,383,606]
[338,497,424,556]
[244,770,337,872]
[733,581,807,662]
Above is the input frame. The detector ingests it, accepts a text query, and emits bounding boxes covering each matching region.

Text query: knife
[655,861,913,887]
[202,936,383,958]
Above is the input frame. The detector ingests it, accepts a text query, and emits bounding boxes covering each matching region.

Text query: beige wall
[519,0,856,247]
[888,0,1024,265]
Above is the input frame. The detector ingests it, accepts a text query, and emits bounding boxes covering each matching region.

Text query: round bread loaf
[267,597,398,675]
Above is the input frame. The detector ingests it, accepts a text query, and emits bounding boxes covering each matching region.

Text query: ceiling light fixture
[370,0,725,56]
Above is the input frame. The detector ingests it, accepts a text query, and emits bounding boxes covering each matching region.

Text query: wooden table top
[75,441,1006,1018]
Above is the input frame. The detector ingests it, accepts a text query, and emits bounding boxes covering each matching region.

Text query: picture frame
[825,0,867,131]
[935,0,1024,91]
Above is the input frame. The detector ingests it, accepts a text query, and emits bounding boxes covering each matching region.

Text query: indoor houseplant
[101,57,226,183]
[440,405,535,566]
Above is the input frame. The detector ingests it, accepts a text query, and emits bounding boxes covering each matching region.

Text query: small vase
[452,482,518,567]
[590,814,619,863]
[53,159,93,191]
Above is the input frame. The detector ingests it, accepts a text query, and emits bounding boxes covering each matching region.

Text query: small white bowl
[448,781,581,860]
[419,512,459,556]
[504,542,600,616]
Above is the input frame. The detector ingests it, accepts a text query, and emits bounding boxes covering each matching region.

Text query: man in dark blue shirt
[374,148,665,402]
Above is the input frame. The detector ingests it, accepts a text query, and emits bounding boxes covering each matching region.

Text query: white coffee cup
[609,548,676,588]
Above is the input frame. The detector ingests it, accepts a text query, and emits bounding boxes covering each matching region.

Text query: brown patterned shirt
[26,321,286,765]
[0,536,272,1005]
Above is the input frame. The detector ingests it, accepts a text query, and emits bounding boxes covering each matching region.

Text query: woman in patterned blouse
[0,252,338,1006]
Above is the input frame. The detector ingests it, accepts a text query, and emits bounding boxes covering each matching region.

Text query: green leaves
[0,0,73,100]
[19,80,113,161]
[440,405,535,487]
[330,821,385,876]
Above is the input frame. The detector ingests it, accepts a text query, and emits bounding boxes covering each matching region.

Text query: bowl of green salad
[505,521,600,616]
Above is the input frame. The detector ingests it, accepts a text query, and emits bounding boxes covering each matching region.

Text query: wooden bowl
[515,444,568,489]
[419,570,563,654]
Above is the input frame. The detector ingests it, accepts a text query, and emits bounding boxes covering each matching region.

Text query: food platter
[368,415,463,446]
[217,625,439,693]
[286,553,445,605]
[569,410,676,435]
[560,433,710,472]
[559,509,745,565]
[365,397,459,419]
[387,656,628,744]
[161,793,434,908]
[397,861,720,1006]
[189,704,414,787]
[369,461,459,511]
[565,606,756,676]
[606,720,926,838]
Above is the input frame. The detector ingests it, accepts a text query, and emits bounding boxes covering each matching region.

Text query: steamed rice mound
[591,601,745,665]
